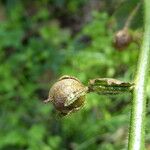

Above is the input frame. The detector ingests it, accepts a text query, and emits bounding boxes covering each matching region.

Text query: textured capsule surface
[48,76,87,115]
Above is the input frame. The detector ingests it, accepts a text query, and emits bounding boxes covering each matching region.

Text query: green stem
[124,2,141,29]
[128,1,150,150]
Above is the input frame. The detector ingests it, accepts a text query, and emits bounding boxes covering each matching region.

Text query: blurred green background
[0,0,150,150]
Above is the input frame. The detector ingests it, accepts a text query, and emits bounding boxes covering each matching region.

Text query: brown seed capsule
[44,75,87,116]
[113,29,132,50]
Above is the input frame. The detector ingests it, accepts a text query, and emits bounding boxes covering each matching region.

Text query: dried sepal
[88,78,134,94]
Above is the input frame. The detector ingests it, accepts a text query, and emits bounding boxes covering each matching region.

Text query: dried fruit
[44,75,88,116]
[113,29,132,50]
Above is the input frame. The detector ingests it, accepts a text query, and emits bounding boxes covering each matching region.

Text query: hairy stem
[128,1,150,149]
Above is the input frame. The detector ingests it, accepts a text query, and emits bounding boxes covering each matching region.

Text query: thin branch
[124,2,141,29]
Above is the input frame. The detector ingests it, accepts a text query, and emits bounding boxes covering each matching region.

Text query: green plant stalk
[128,0,150,149]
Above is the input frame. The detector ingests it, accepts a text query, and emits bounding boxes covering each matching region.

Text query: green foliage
[0,0,148,150]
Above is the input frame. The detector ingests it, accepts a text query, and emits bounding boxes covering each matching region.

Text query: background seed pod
[113,29,132,50]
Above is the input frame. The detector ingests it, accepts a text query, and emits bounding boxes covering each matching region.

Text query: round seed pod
[45,75,87,116]
[113,29,132,50]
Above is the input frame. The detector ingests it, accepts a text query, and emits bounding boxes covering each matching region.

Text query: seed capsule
[44,75,87,116]
[113,29,132,50]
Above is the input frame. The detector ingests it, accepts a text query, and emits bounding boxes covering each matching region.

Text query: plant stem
[123,2,141,30]
[128,1,150,150]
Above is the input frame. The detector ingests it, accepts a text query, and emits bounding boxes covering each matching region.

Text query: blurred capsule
[113,29,132,50]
